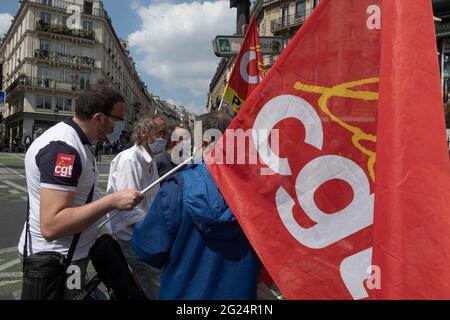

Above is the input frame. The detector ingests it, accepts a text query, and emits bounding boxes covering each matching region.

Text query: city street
[0,152,113,299]
[0,0,448,304]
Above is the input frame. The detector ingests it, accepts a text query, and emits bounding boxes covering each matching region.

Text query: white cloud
[167,97,204,115]
[0,13,13,36]
[184,100,207,115]
[128,1,235,110]
[166,98,178,105]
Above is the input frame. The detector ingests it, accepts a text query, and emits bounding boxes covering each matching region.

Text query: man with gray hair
[105,115,165,299]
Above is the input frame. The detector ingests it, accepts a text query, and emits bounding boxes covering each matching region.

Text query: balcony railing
[34,49,95,67]
[36,20,95,41]
[262,0,283,6]
[6,75,80,94]
[271,9,313,33]
[30,0,105,17]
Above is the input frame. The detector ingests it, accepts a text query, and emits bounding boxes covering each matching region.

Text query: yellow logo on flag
[294,77,379,181]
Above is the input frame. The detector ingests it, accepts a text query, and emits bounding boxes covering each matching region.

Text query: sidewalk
[96,154,115,163]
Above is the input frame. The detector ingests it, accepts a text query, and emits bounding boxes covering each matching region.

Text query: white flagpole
[98,155,194,229]
[217,96,225,111]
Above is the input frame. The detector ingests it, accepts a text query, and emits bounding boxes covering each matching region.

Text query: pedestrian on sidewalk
[95,141,102,162]
[24,134,32,152]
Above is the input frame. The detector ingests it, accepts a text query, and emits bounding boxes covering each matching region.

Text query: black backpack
[75,234,147,300]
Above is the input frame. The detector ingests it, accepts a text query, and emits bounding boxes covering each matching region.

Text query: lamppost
[230,0,250,35]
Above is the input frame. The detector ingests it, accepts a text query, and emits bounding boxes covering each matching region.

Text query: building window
[36,96,52,109]
[80,73,90,90]
[84,1,93,15]
[41,0,53,6]
[59,69,71,82]
[59,42,72,55]
[55,97,72,111]
[83,20,93,32]
[282,6,289,27]
[40,12,52,24]
[282,38,289,49]
[40,39,50,51]
[37,67,50,87]
[296,1,306,17]
[60,16,68,27]
[82,47,92,57]
[21,20,25,36]
[37,66,49,78]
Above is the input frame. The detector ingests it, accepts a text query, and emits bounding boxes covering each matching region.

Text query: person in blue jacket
[131,111,261,300]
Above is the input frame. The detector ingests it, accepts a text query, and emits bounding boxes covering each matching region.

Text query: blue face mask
[101,114,124,144]
[106,120,124,144]
[149,138,167,154]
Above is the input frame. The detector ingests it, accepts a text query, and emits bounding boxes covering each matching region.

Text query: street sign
[212,35,283,57]
[0,91,5,105]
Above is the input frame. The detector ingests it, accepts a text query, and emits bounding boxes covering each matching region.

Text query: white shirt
[18,119,101,261]
[105,144,160,241]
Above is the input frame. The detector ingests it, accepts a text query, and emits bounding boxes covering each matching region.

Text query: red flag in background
[221,14,264,112]
[208,0,381,299]
[371,0,450,299]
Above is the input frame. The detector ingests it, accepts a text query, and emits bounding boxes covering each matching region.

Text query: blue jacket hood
[181,164,241,241]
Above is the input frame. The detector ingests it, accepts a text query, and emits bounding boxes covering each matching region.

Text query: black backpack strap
[64,183,95,269]
[23,196,30,260]
[65,233,81,270]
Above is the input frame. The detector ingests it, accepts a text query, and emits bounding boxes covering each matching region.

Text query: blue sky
[0,0,237,114]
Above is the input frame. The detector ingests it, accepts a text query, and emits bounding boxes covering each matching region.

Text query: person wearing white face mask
[147,116,168,155]
[105,115,165,299]
[102,115,125,145]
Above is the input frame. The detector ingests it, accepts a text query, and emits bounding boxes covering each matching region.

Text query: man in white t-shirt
[18,84,143,299]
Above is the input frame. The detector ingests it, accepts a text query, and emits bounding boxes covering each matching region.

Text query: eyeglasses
[105,114,124,122]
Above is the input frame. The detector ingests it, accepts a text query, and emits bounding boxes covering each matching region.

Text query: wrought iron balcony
[271,9,313,33]
[6,75,80,95]
[262,0,283,6]
[34,49,95,68]
[36,20,95,41]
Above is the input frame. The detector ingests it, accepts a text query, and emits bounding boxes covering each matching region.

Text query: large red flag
[222,14,264,112]
[208,0,381,299]
[371,0,450,299]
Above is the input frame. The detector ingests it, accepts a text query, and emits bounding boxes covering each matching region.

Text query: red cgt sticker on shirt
[54,153,75,178]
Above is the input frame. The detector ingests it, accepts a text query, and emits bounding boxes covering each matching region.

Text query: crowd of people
[17,83,273,300]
